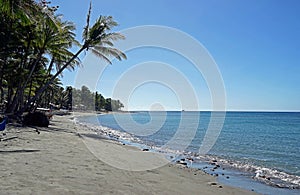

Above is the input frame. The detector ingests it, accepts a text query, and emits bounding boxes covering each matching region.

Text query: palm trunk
[6,52,43,114]
[47,57,55,75]
[6,82,22,114]
[0,67,4,106]
[18,46,86,115]
[27,80,33,103]
[21,52,43,94]
[0,57,8,107]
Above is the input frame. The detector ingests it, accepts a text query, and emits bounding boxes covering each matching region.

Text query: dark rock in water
[23,112,49,127]
[142,148,149,151]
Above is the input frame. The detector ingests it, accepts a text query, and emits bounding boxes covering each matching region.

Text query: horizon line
[123,110,300,112]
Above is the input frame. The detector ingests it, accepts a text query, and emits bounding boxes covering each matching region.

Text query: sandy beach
[0,114,257,195]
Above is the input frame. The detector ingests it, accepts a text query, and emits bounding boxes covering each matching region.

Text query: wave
[73,117,142,143]
[188,154,300,189]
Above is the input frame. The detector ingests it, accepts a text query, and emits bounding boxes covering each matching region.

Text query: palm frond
[93,45,127,61]
[100,40,114,47]
[91,48,112,65]
[102,32,126,41]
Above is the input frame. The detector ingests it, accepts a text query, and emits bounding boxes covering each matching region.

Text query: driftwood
[0,136,18,142]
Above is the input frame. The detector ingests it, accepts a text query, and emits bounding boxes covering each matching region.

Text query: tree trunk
[27,80,33,103]
[18,46,86,115]
[20,52,43,96]
[47,57,55,75]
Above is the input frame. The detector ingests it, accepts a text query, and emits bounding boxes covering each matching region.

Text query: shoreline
[0,113,257,194]
[75,111,300,195]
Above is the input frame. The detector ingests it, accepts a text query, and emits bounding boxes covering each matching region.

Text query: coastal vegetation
[72,85,124,111]
[0,0,126,119]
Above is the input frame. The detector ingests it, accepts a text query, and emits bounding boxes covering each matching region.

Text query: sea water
[77,111,300,194]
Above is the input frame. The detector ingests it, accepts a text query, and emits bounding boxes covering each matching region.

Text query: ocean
[76,111,300,195]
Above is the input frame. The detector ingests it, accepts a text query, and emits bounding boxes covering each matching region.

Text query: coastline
[0,113,257,194]
[75,111,300,195]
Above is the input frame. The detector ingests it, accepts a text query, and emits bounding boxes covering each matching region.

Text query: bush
[23,112,49,127]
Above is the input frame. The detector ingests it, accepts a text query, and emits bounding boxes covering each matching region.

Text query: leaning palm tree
[19,3,126,114]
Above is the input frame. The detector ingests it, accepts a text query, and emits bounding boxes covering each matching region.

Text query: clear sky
[51,0,300,111]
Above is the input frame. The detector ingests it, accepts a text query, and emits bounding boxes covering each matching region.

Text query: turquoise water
[77,111,300,194]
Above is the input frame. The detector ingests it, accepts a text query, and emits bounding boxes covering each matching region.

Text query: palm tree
[1,0,78,114]
[0,0,37,112]
[20,3,126,114]
[0,0,39,22]
[1,0,80,115]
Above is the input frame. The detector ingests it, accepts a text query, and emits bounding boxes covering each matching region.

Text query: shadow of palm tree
[0,149,40,153]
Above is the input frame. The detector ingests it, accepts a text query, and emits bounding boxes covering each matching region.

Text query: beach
[0,113,258,194]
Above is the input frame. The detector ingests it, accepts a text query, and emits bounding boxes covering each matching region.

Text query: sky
[51,0,300,111]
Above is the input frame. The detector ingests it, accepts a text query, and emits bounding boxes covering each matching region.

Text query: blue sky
[52,0,300,111]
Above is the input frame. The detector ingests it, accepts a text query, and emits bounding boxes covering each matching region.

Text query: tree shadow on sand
[0,149,40,154]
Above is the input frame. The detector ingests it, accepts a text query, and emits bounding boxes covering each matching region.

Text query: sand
[0,113,257,195]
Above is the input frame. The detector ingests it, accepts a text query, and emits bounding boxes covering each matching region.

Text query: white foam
[74,117,142,143]
[199,155,300,189]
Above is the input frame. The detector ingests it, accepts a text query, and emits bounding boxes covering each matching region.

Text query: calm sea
[77,111,300,194]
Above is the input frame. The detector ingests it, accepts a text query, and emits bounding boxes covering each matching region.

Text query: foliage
[72,85,124,111]
[0,0,126,117]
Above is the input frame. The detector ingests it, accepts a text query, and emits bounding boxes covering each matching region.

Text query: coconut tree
[0,0,80,115]
[20,3,126,114]
[0,0,64,114]
[45,19,81,77]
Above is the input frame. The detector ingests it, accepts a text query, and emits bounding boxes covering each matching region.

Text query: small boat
[0,117,7,131]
